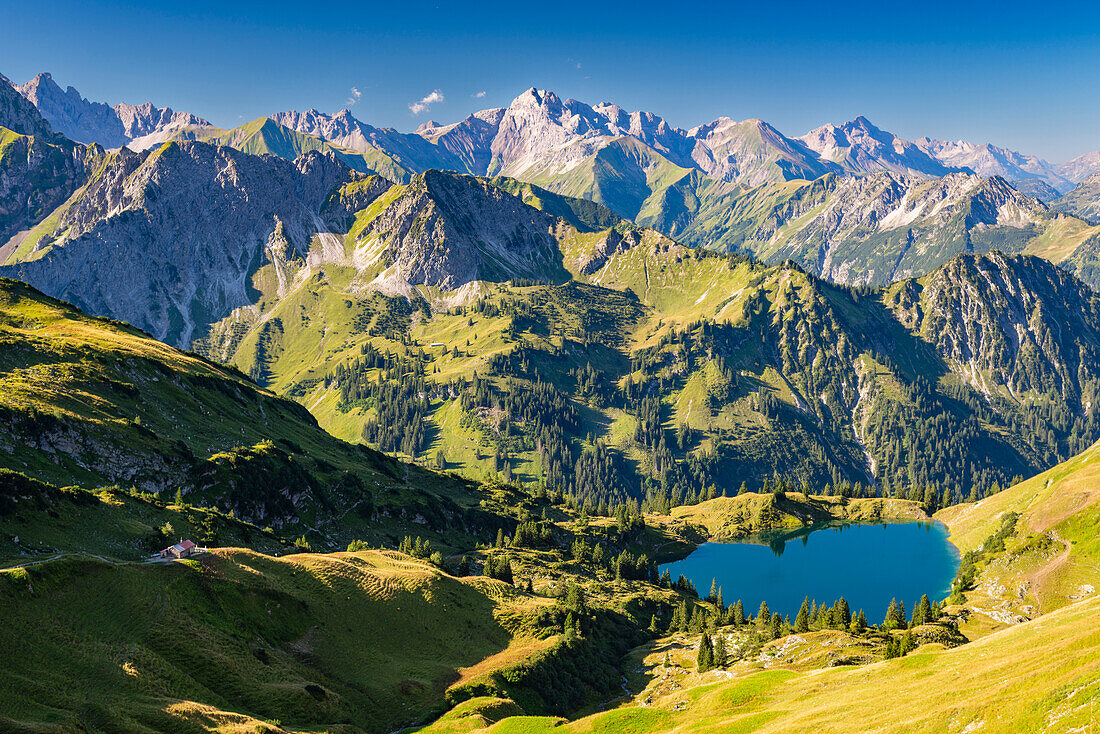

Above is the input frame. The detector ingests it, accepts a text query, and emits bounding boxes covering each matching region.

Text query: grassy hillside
[658,493,928,543]
[0,276,499,552]
[0,470,294,563]
[936,439,1100,627]
[418,593,1100,734]
[0,547,535,733]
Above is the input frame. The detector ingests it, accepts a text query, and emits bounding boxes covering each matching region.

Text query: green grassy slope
[424,594,1100,734]
[170,116,411,181]
[0,470,294,563]
[0,276,492,552]
[0,548,526,733]
[937,439,1100,623]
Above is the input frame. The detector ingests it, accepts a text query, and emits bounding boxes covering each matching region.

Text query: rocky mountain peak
[349,169,567,293]
[12,72,209,148]
[0,72,57,139]
[798,116,954,179]
[0,139,361,346]
[1057,151,1100,184]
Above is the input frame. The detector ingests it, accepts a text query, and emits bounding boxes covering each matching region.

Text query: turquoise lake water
[659,522,960,622]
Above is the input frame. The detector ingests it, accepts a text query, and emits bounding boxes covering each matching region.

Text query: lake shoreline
[659,519,962,619]
[643,492,932,564]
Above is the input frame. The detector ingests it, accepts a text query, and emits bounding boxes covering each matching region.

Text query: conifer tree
[900,630,916,655]
[884,598,908,630]
[853,609,867,633]
[713,635,727,668]
[757,600,771,626]
[912,594,932,627]
[884,598,900,629]
[795,597,811,632]
[697,633,714,672]
[732,599,745,626]
[674,599,689,634]
[689,605,705,633]
[835,597,852,628]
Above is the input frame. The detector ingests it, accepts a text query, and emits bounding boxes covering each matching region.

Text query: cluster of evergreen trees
[569,535,656,582]
[483,553,514,583]
[510,519,555,548]
[327,343,444,457]
[661,584,943,656]
[696,632,728,672]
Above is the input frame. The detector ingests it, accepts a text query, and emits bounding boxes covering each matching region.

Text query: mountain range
[9,74,1100,295]
[14,73,1100,193]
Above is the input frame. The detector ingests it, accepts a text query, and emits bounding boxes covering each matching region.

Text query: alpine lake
[659,521,960,620]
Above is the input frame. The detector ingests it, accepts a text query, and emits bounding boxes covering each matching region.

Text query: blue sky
[2,0,1098,160]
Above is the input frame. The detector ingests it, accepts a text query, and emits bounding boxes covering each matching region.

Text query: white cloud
[345,87,362,107]
[473,90,487,98]
[409,89,444,115]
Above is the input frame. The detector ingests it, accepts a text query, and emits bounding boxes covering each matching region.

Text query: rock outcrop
[1,141,359,346]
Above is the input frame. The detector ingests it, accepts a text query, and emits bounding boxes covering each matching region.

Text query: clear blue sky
[2,0,1098,161]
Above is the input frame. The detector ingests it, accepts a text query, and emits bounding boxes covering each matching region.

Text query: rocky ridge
[12,72,209,148]
[0,141,360,346]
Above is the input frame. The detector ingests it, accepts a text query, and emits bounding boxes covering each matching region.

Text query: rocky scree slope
[346,170,574,292]
[662,170,1098,287]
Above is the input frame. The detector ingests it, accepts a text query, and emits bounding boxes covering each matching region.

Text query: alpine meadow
[2,3,1100,732]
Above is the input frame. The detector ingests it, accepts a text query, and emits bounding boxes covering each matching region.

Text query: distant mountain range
[5,71,1100,299]
[13,72,209,149]
[12,73,1100,193]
